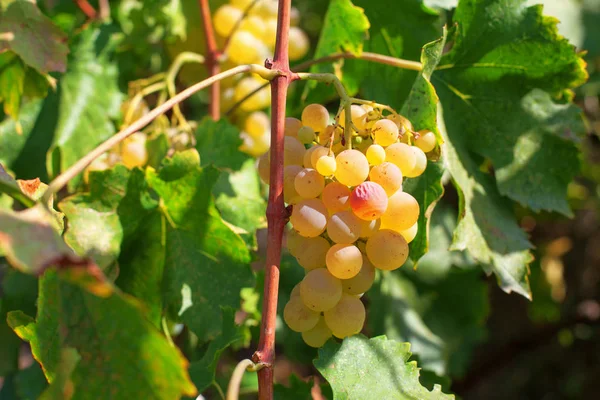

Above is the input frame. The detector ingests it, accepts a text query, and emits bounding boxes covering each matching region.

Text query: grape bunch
[258,102,437,347]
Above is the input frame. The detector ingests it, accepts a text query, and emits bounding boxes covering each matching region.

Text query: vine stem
[292,51,423,72]
[252,1,298,399]
[199,0,221,120]
[41,64,281,205]
[73,0,96,19]
[226,359,266,400]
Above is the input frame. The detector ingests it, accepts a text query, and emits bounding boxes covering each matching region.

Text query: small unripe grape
[369,162,403,196]
[285,117,302,138]
[404,146,427,178]
[385,143,417,176]
[302,317,332,348]
[359,218,380,238]
[342,256,376,295]
[283,165,302,204]
[258,152,270,184]
[284,297,320,332]
[302,104,330,133]
[300,268,342,312]
[380,191,419,231]
[334,150,369,187]
[316,155,336,176]
[386,113,413,133]
[324,294,366,338]
[366,229,409,270]
[244,111,270,139]
[399,222,418,243]
[295,236,330,270]
[289,27,310,61]
[284,136,306,166]
[349,181,388,221]
[297,126,315,144]
[310,146,330,169]
[326,244,363,279]
[322,182,351,213]
[295,168,325,199]
[326,210,362,244]
[373,119,400,146]
[415,130,437,152]
[213,5,243,37]
[290,198,328,237]
[366,144,386,165]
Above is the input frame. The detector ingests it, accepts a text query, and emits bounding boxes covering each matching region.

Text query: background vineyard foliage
[0,0,598,399]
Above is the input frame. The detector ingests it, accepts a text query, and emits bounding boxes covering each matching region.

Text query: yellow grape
[326,210,362,244]
[359,218,380,238]
[283,296,320,332]
[286,228,305,257]
[297,126,315,144]
[339,105,367,131]
[295,236,330,270]
[239,15,266,39]
[290,283,301,298]
[252,0,278,18]
[404,146,427,178]
[334,150,369,187]
[341,256,376,295]
[289,27,310,61]
[310,146,330,169]
[302,104,330,133]
[385,143,417,176]
[399,222,418,243]
[386,113,413,134]
[244,111,270,139]
[318,125,335,146]
[349,181,388,221]
[263,18,278,48]
[283,165,302,204]
[380,191,420,231]
[239,132,269,157]
[121,132,147,168]
[285,117,302,138]
[300,268,342,312]
[213,5,243,37]
[227,31,269,65]
[316,155,336,176]
[415,130,437,152]
[294,168,325,199]
[258,152,270,184]
[284,136,306,166]
[372,119,399,146]
[366,144,386,165]
[303,146,317,168]
[234,77,270,112]
[324,294,366,338]
[231,0,254,8]
[290,198,328,237]
[326,244,363,279]
[321,182,351,213]
[369,162,403,196]
[365,229,409,270]
[302,317,332,348]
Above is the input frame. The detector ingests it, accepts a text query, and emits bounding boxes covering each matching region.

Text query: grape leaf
[0,99,43,167]
[274,375,318,400]
[0,0,69,74]
[47,25,122,190]
[434,0,587,215]
[314,335,454,399]
[15,362,48,400]
[195,118,249,171]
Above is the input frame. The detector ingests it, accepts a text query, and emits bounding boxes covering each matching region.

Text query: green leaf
[314,335,454,399]
[38,348,79,400]
[0,99,43,168]
[47,25,122,190]
[434,0,587,215]
[15,362,48,400]
[274,375,317,400]
[0,0,69,74]
[195,118,249,171]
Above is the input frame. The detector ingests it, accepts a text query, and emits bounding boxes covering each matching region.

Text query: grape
[290,198,328,237]
[366,229,409,270]
[302,104,330,133]
[318,124,336,146]
[373,119,400,146]
[366,144,386,166]
[324,294,365,338]
[399,222,418,243]
[369,162,403,196]
[239,132,269,156]
[295,236,330,270]
[326,243,363,279]
[326,211,362,244]
[289,27,310,61]
[121,132,147,168]
[322,182,351,213]
[342,256,376,295]
[286,228,305,257]
[258,152,270,184]
[290,283,301,298]
[302,317,332,348]
[316,155,336,176]
[227,31,269,65]
[385,143,417,175]
[349,182,388,221]
[415,130,436,152]
[283,165,302,204]
[252,0,278,18]
[213,5,243,37]
[239,15,267,39]
[359,218,380,238]
[285,117,302,138]
[231,0,254,8]
[404,146,427,178]
[294,168,325,199]
[283,297,320,332]
[300,268,342,311]
[263,18,278,48]
[339,105,367,131]
[303,146,317,168]
[380,191,419,231]
[284,136,306,166]
[386,113,413,134]
[234,77,270,112]
[334,150,369,187]
[310,146,330,169]
[290,6,301,26]
[297,126,315,144]
[244,111,270,139]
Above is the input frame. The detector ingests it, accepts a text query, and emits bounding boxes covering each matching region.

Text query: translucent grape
[399,222,418,243]
[318,125,336,146]
[385,143,417,175]
[286,228,305,257]
[283,297,320,332]
[239,132,269,157]
[230,0,254,8]
[404,146,427,178]
[121,132,147,168]
[303,146,317,168]
[373,119,400,146]
[302,104,330,133]
[289,27,310,61]
[294,168,325,199]
[263,18,278,47]
[349,181,388,221]
[366,144,386,166]
[326,244,363,279]
[284,136,306,166]
[290,198,328,237]
[283,165,302,204]
[380,191,420,231]
[415,130,436,152]
[227,31,268,65]
[213,5,243,37]
[244,111,270,139]
[341,256,376,295]
[310,146,330,169]
[359,218,380,238]
[234,77,270,112]
[366,229,409,270]
[300,268,342,312]
[284,117,302,138]
[302,317,332,348]
[316,155,336,176]
[321,182,351,213]
[334,150,369,187]
[295,236,330,270]
[324,294,366,338]
[386,113,413,134]
[258,152,270,184]
[290,283,301,298]
[297,126,315,144]
[339,105,367,131]
[239,15,266,39]
[369,162,403,196]
[326,210,362,244]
